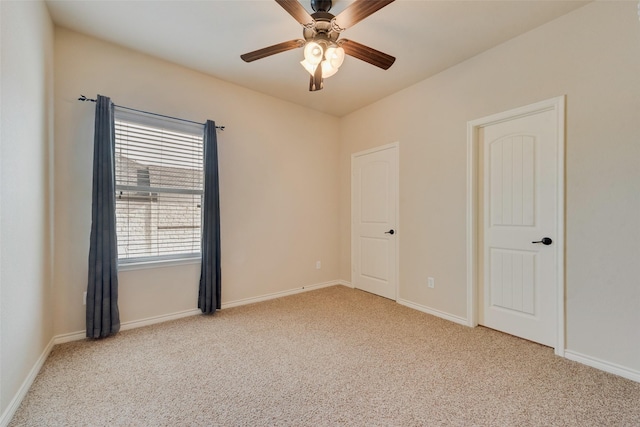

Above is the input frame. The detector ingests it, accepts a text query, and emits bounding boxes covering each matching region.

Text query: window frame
[113,107,205,269]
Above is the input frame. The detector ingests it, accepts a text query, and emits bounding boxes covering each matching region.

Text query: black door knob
[385,229,395,235]
[532,237,552,245]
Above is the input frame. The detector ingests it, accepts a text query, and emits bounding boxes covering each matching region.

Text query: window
[114,108,204,264]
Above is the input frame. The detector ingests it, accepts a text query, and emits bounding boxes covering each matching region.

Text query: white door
[352,144,398,300]
[479,108,559,347]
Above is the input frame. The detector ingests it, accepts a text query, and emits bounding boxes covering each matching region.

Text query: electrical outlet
[83,292,87,305]
[427,277,435,289]
[316,260,321,269]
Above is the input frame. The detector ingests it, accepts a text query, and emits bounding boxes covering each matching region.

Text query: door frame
[351,142,400,301]
[465,96,565,356]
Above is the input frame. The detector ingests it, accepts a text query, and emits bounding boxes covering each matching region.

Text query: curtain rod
[78,95,225,130]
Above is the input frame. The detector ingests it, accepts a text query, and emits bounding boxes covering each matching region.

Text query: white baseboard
[564,350,640,383]
[53,330,86,345]
[120,308,201,332]
[54,307,202,345]
[340,280,353,288]
[397,298,469,326]
[0,337,55,427]
[221,280,342,309]
[55,281,347,343]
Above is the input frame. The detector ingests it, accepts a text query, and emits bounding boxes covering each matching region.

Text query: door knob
[532,237,552,245]
[385,229,395,235]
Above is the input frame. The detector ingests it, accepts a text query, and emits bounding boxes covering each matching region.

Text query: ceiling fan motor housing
[311,0,332,12]
[303,11,339,42]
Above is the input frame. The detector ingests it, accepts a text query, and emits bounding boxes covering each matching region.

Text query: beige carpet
[9,286,640,426]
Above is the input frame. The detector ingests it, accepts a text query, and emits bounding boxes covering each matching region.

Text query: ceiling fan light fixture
[301,50,342,79]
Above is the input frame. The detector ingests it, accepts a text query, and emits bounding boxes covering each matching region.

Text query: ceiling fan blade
[275,0,314,26]
[340,39,395,70]
[333,0,395,31]
[241,39,304,63]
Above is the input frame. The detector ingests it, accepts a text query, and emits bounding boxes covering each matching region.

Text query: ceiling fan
[240,0,396,92]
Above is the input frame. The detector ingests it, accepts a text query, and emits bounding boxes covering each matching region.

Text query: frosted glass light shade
[325,47,345,69]
[303,42,324,65]
[300,59,317,76]
[321,61,339,78]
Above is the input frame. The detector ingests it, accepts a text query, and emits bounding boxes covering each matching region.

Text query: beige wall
[0,0,54,418]
[339,1,640,372]
[53,28,341,335]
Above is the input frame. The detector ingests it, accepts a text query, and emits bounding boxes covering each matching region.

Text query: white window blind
[114,108,204,264]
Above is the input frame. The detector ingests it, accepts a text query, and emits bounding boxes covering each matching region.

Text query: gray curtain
[198,120,221,314]
[86,95,120,338]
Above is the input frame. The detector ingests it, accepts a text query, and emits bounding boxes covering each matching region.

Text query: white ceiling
[45,0,588,117]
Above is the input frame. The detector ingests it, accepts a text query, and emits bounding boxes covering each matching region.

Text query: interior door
[352,144,398,300]
[479,109,558,347]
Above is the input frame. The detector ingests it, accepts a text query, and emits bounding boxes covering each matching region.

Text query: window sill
[118,257,201,272]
